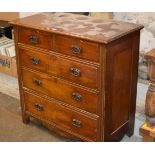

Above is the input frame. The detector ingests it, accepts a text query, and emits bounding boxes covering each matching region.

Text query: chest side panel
[104,32,140,141]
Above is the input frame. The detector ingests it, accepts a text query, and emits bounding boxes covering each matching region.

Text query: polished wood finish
[48,52,99,89]
[105,32,141,141]
[24,91,99,141]
[11,13,143,141]
[18,46,50,73]
[53,35,100,62]
[18,45,99,89]
[22,68,98,114]
[18,27,52,49]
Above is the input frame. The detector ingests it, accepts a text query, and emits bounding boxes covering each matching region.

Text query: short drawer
[22,69,99,114]
[18,46,50,72]
[53,34,100,62]
[18,27,52,49]
[49,53,99,89]
[24,91,98,141]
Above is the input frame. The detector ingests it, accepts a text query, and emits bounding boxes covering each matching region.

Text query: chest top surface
[11,12,143,44]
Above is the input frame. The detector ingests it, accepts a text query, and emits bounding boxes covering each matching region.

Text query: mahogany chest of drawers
[11,13,143,141]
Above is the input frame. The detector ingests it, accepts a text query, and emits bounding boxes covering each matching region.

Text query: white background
[0,0,155,12]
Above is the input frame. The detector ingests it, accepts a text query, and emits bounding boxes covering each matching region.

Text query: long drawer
[18,46,99,89]
[53,34,100,62]
[22,69,99,114]
[24,91,98,141]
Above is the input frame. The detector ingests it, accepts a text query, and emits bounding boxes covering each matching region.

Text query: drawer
[49,53,99,89]
[24,91,98,141]
[53,35,100,62]
[18,27,52,49]
[22,69,99,114]
[18,46,50,72]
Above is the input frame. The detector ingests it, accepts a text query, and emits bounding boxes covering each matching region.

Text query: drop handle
[29,35,38,44]
[31,57,40,65]
[71,45,81,54]
[34,103,44,111]
[71,92,82,101]
[34,79,41,86]
[70,67,81,77]
[72,118,82,128]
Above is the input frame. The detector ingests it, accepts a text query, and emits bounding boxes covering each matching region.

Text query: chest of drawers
[11,13,143,141]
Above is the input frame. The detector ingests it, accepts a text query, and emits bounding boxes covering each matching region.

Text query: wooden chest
[11,13,143,141]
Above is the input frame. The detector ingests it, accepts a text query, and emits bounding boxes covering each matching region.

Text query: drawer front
[24,91,98,141]
[53,35,100,62]
[22,69,98,114]
[49,54,99,89]
[18,46,50,72]
[18,27,52,49]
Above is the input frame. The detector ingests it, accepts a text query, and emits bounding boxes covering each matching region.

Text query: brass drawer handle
[34,79,41,86]
[29,35,38,44]
[72,92,82,101]
[35,103,44,111]
[72,118,82,128]
[31,57,40,65]
[70,67,81,77]
[71,45,81,54]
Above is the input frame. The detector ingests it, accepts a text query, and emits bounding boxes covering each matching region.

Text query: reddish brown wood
[48,52,99,89]
[18,44,100,89]
[18,45,50,72]
[53,34,100,62]
[104,32,141,141]
[18,27,52,49]
[10,13,143,44]
[13,26,31,124]
[22,68,99,114]
[11,13,143,142]
[24,91,98,141]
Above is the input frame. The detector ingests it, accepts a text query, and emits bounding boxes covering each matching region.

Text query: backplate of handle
[35,103,44,111]
[72,118,82,128]
[34,79,41,86]
[29,35,38,44]
[71,45,81,54]
[70,67,81,77]
[31,57,40,65]
[72,92,82,101]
